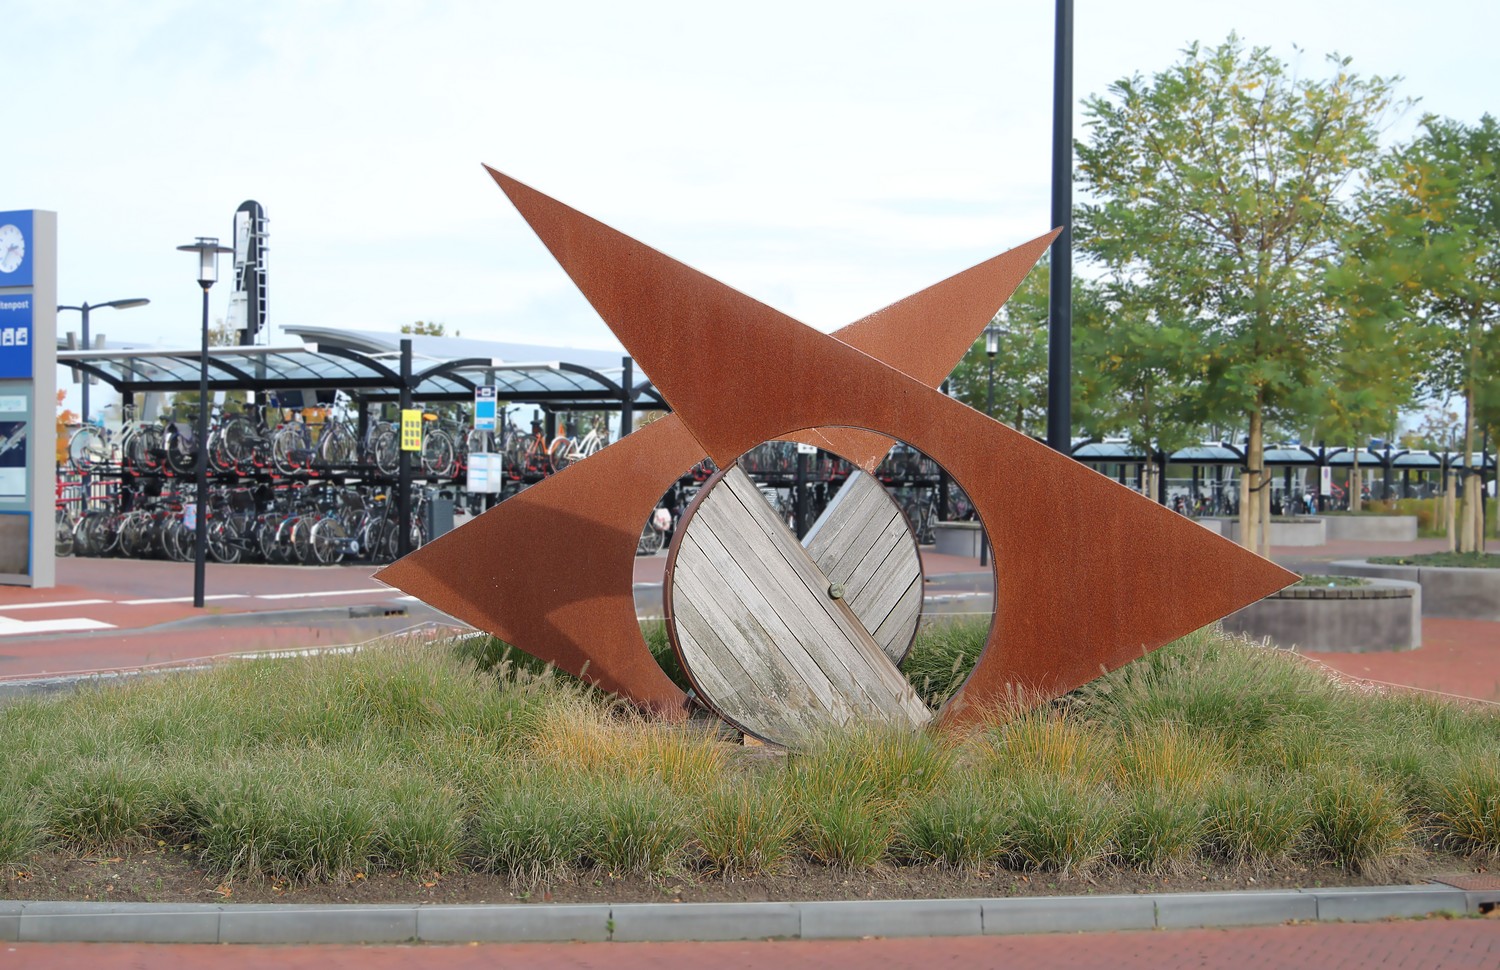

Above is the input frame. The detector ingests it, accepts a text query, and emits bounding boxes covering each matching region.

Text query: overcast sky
[8,0,1497,364]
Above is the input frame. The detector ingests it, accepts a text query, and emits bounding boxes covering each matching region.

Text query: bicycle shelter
[55,330,667,563]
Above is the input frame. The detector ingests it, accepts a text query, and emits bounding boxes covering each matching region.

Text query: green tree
[401,320,459,337]
[946,262,1053,438]
[1073,280,1203,464]
[1359,114,1500,550]
[1075,35,1403,552]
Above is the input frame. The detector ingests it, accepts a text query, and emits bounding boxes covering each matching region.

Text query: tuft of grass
[897,777,1013,870]
[1006,771,1118,874]
[978,708,1111,787]
[43,754,180,850]
[1202,771,1310,866]
[376,774,466,876]
[1113,722,1228,794]
[789,722,954,806]
[1116,784,1206,873]
[190,747,386,883]
[1430,757,1500,856]
[527,692,728,796]
[695,777,798,876]
[798,793,894,870]
[580,778,691,878]
[903,617,987,707]
[1072,629,1345,741]
[471,766,590,885]
[1306,765,1412,872]
[0,780,44,865]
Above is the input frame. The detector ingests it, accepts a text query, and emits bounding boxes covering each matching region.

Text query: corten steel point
[377,169,1295,732]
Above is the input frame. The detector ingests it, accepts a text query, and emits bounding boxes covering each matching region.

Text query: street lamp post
[985,321,1000,419]
[56,298,149,424]
[176,237,232,609]
[980,321,1000,568]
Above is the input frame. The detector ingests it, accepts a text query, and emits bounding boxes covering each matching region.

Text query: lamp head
[176,237,234,289]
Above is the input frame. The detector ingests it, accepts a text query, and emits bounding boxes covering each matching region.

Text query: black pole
[397,338,413,558]
[80,303,92,426]
[794,449,809,539]
[1047,0,1074,454]
[193,287,210,608]
[620,357,635,439]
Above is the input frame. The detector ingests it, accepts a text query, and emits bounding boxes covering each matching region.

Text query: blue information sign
[474,385,497,432]
[0,293,32,379]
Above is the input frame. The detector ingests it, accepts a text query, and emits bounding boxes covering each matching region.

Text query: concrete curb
[2,883,1492,945]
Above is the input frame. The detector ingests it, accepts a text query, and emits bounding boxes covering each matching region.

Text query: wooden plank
[668,466,929,741]
[717,468,928,725]
[804,472,890,561]
[871,573,923,661]
[700,477,882,713]
[677,527,839,717]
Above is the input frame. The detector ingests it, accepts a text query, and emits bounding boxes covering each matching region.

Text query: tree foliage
[1076,34,1402,431]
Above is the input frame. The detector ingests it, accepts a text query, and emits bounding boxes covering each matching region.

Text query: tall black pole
[397,338,413,558]
[80,304,92,426]
[620,356,635,440]
[1047,0,1074,454]
[193,286,210,608]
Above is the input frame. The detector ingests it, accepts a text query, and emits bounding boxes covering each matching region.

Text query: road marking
[0,616,116,637]
[0,599,110,611]
[255,588,395,600]
[119,595,251,605]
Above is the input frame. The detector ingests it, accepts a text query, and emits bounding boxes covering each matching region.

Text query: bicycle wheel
[163,521,192,562]
[218,414,258,464]
[318,424,356,467]
[373,429,400,476]
[54,509,76,557]
[422,430,457,479]
[548,436,573,472]
[271,428,304,475]
[164,425,197,476]
[118,511,152,558]
[637,522,664,556]
[292,517,316,564]
[310,517,349,565]
[68,427,109,472]
[208,521,243,564]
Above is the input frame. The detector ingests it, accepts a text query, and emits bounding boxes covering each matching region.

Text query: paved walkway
[4,919,1497,969]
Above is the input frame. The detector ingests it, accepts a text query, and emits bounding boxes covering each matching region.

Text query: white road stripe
[0,617,116,636]
[119,595,251,605]
[255,588,395,601]
[0,599,110,611]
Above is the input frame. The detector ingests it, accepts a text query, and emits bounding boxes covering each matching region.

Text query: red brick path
[3,920,1497,969]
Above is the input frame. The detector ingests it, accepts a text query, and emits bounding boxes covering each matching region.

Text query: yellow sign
[400,409,423,452]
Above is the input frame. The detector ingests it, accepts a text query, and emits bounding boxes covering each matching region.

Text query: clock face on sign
[0,224,23,274]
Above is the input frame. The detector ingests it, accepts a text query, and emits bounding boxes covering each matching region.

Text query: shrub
[1307,765,1411,871]
[1113,722,1228,794]
[1430,757,1500,856]
[0,781,43,866]
[1116,783,1206,873]
[695,777,798,876]
[897,777,1013,870]
[978,708,1110,787]
[1006,771,1118,873]
[1202,771,1310,865]
[580,778,691,877]
[471,766,591,885]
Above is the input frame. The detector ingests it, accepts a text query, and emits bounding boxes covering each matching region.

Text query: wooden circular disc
[663,463,928,746]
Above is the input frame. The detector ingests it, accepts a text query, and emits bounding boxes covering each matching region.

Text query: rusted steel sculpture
[376,168,1295,733]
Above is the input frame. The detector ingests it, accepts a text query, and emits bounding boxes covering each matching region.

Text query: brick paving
[3,920,1497,969]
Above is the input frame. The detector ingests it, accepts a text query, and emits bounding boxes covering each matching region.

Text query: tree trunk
[1350,450,1363,514]
[1461,388,1477,554]
[1446,464,1458,553]
[1242,410,1265,556]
